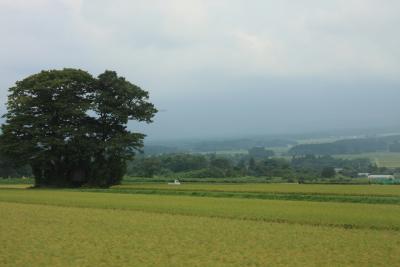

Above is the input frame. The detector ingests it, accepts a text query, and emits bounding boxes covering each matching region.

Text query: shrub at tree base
[0,69,157,187]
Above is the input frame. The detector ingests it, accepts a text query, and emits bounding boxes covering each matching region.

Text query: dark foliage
[248,147,275,159]
[0,154,31,178]
[321,167,336,178]
[0,69,157,187]
[126,153,376,181]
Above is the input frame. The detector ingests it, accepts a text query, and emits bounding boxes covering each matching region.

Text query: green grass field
[1,184,400,266]
[335,152,400,168]
[113,183,400,196]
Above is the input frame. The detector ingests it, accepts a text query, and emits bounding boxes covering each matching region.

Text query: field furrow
[1,189,400,231]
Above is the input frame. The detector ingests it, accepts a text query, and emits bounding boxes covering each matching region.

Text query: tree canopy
[0,69,157,187]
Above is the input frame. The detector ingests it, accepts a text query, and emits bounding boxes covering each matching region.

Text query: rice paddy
[1,184,400,266]
[113,183,400,196]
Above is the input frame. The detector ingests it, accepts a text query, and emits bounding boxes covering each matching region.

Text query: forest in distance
[4,133,400,184]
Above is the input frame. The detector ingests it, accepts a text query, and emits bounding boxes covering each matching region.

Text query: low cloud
[1,0,399,138]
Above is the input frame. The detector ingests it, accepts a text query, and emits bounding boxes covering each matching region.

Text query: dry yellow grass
[1,202,400,267]
[1,189,400,230]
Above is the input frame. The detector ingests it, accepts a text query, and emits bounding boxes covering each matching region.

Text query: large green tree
[0,69,157,187]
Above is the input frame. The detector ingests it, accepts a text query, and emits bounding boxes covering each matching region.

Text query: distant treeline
[127,152,378,181]
[144,138,296,154]
[0,148,388,181]
[289,135,400,156]
[191,138,296,152]
[146,135,400,156]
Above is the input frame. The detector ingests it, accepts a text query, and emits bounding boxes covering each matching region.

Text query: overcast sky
[1,0,400,140]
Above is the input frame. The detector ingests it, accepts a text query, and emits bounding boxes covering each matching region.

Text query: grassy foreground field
[1,185,400,266]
